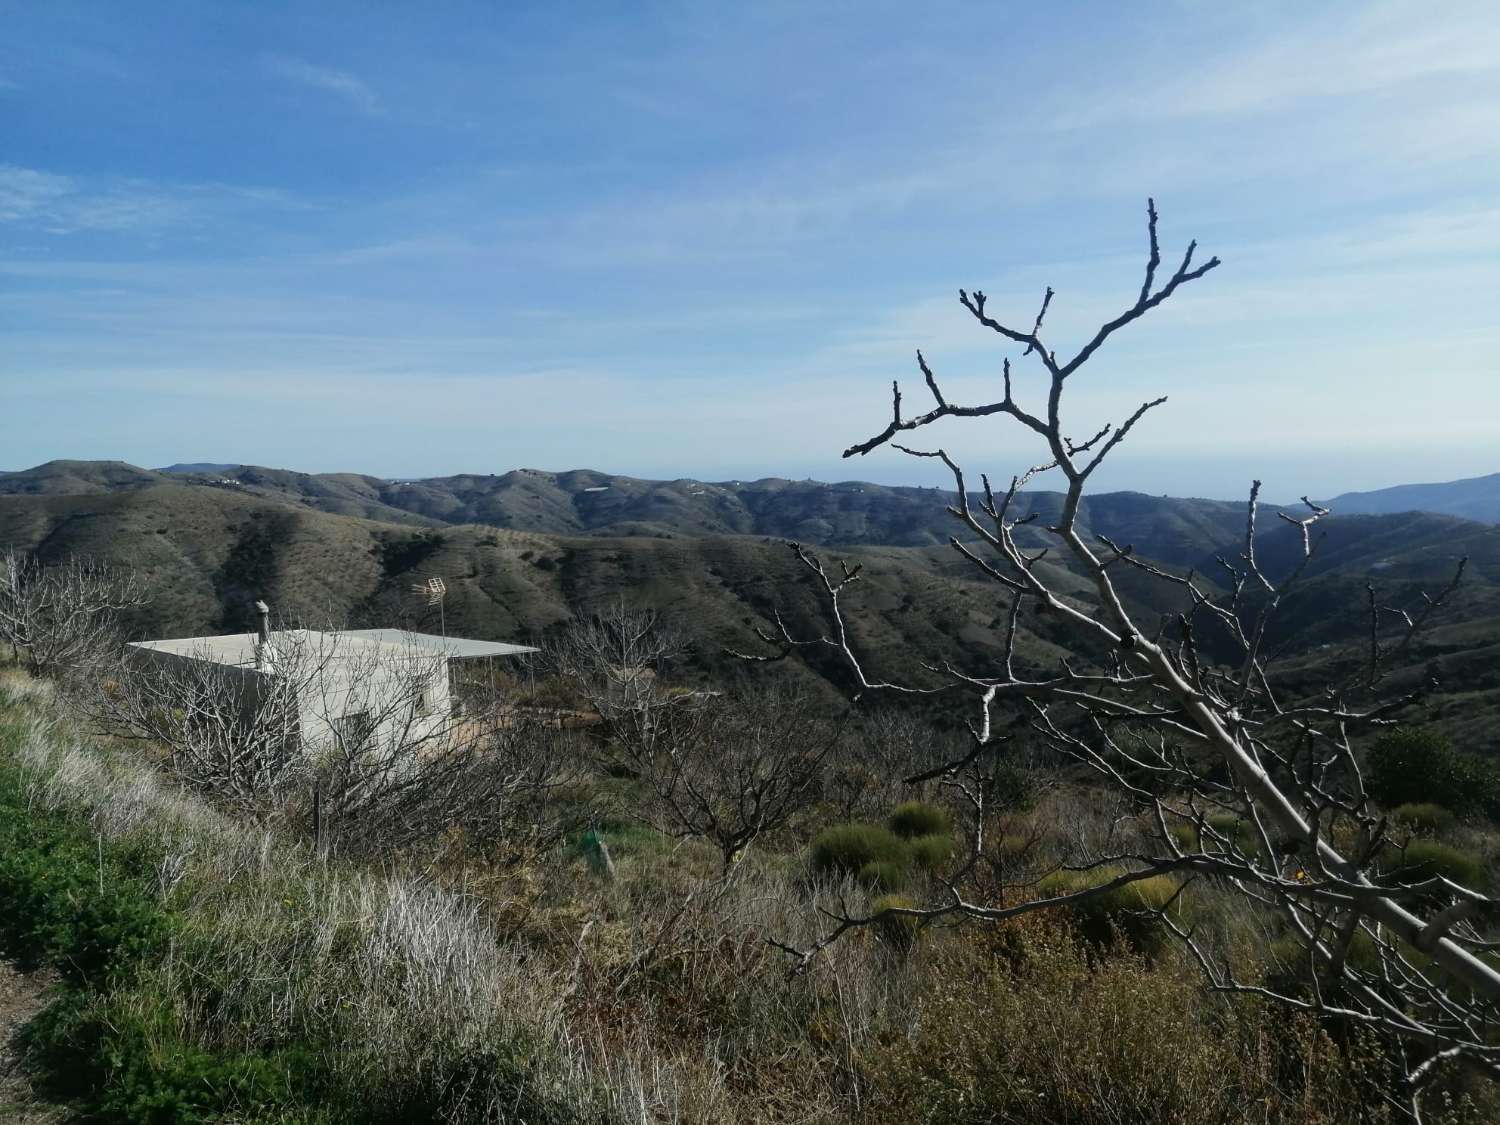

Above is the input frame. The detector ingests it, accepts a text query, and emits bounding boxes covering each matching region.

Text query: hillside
[1326,472,1500,525]
[5,476,1500,752]
[0,484,1105,699]
[1,460,1264,566]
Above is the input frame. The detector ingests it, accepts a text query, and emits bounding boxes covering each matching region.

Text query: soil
[0,959,64,1124]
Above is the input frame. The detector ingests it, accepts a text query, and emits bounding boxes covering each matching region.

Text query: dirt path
[0,960,64,1124]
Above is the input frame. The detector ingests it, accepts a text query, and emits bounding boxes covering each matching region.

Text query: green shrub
[810,823,909,879]
[1036,868,1186,952]
[870,894,920,951]
[858,859,910,892]
[989,760,1039,813]
[1269,928,1380,981]
[908,833,955,873]
[0,770,170,984]
[1366,728,1500,823]
[23,995,333,1125]
[1166,821,1196,852]
[1380,840,1487,891]
[888,801,952,840]
[1389,802,1457,836]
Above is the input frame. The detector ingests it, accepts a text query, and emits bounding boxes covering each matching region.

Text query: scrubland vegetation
[3,661,1499,1124]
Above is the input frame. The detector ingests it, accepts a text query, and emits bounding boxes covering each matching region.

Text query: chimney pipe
[253,600,276,673]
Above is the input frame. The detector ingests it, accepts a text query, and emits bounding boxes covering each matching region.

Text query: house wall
[125,639,453,757]
[123,645,274,732]
[293,650,451,754]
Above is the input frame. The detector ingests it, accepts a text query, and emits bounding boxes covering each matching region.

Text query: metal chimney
[253,600,276,672]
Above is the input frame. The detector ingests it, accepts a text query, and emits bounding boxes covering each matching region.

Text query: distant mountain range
[3,459,1498,754]
[1325,472,1500,525]
[0,459,1318,566]
[6,461,1494,541]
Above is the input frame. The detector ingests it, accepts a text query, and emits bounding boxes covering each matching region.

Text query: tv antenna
[410,575,448,637]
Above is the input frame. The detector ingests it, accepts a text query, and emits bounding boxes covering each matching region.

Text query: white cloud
[0,164,74,222]
[1067,1,1500,126]
[262,54,382,115]
[0,166,310,235]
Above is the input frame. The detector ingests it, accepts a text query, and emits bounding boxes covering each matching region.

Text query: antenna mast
[410,576,448,637]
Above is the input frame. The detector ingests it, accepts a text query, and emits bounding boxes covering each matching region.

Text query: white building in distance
[126,603,537,752]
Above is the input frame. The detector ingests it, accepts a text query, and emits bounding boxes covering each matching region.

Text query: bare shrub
[0,549,147,678]
[620,682,845,873]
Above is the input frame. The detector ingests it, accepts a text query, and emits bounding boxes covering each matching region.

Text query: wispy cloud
[262,54,382,115]
[0,165,73,222]
[0,165,309,235]
[1065,1,1500,126]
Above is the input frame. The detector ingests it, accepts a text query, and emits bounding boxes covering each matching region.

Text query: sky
[2,0,1498,502]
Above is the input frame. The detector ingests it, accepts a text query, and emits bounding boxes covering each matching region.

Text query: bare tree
[543,600,691,759]
[0,549,147,677]
[101,634,308,813]
[625,683,846,873]
[746,201,1499,1109]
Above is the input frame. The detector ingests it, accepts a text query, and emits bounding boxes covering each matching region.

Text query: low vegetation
[4,664,1498,1122]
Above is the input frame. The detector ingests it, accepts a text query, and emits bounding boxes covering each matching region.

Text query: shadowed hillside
[0,484,1100,699]
[4,475,1499,753]
[2,460,1268,565]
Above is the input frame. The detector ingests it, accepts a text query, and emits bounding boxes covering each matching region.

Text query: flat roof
[127,627,535,668]
[330,629,538,659]
[127,628,416,668]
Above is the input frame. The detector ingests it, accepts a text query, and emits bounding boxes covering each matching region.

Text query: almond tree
[627,683,844,873]
[0,549,147,677]
[749,202,1498,1109]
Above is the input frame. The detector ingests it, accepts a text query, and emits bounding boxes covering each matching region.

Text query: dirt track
[0,960,62,1124]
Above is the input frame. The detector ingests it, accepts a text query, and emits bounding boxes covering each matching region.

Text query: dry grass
[2,670,1495,1122]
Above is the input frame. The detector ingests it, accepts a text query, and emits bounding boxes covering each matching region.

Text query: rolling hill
[1326,472,1500,525]
[3,460,1498,753]
[0,460,1266,566]
[0,483,1103,701]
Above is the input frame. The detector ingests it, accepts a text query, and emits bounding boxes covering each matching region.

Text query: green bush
[23,996,333,1125]
[908,833,955,873]
[1366,728,1500,823]
[0,768,170,984]
[1036,868,1186,952]
[1389,802,1457,836]
[1166,821,1196,852]
[1269,928,1380,981]
[1380,839,1487,891]
[858,859,910,892]
[810,823,909,879]
[989,760,1039,813]
[1204,812,1261,855]
[888,801,952,840]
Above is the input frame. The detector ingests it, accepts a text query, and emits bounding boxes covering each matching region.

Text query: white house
[126,603,537,752]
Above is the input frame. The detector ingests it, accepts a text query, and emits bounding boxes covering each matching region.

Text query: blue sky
[2,1,1497,501]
